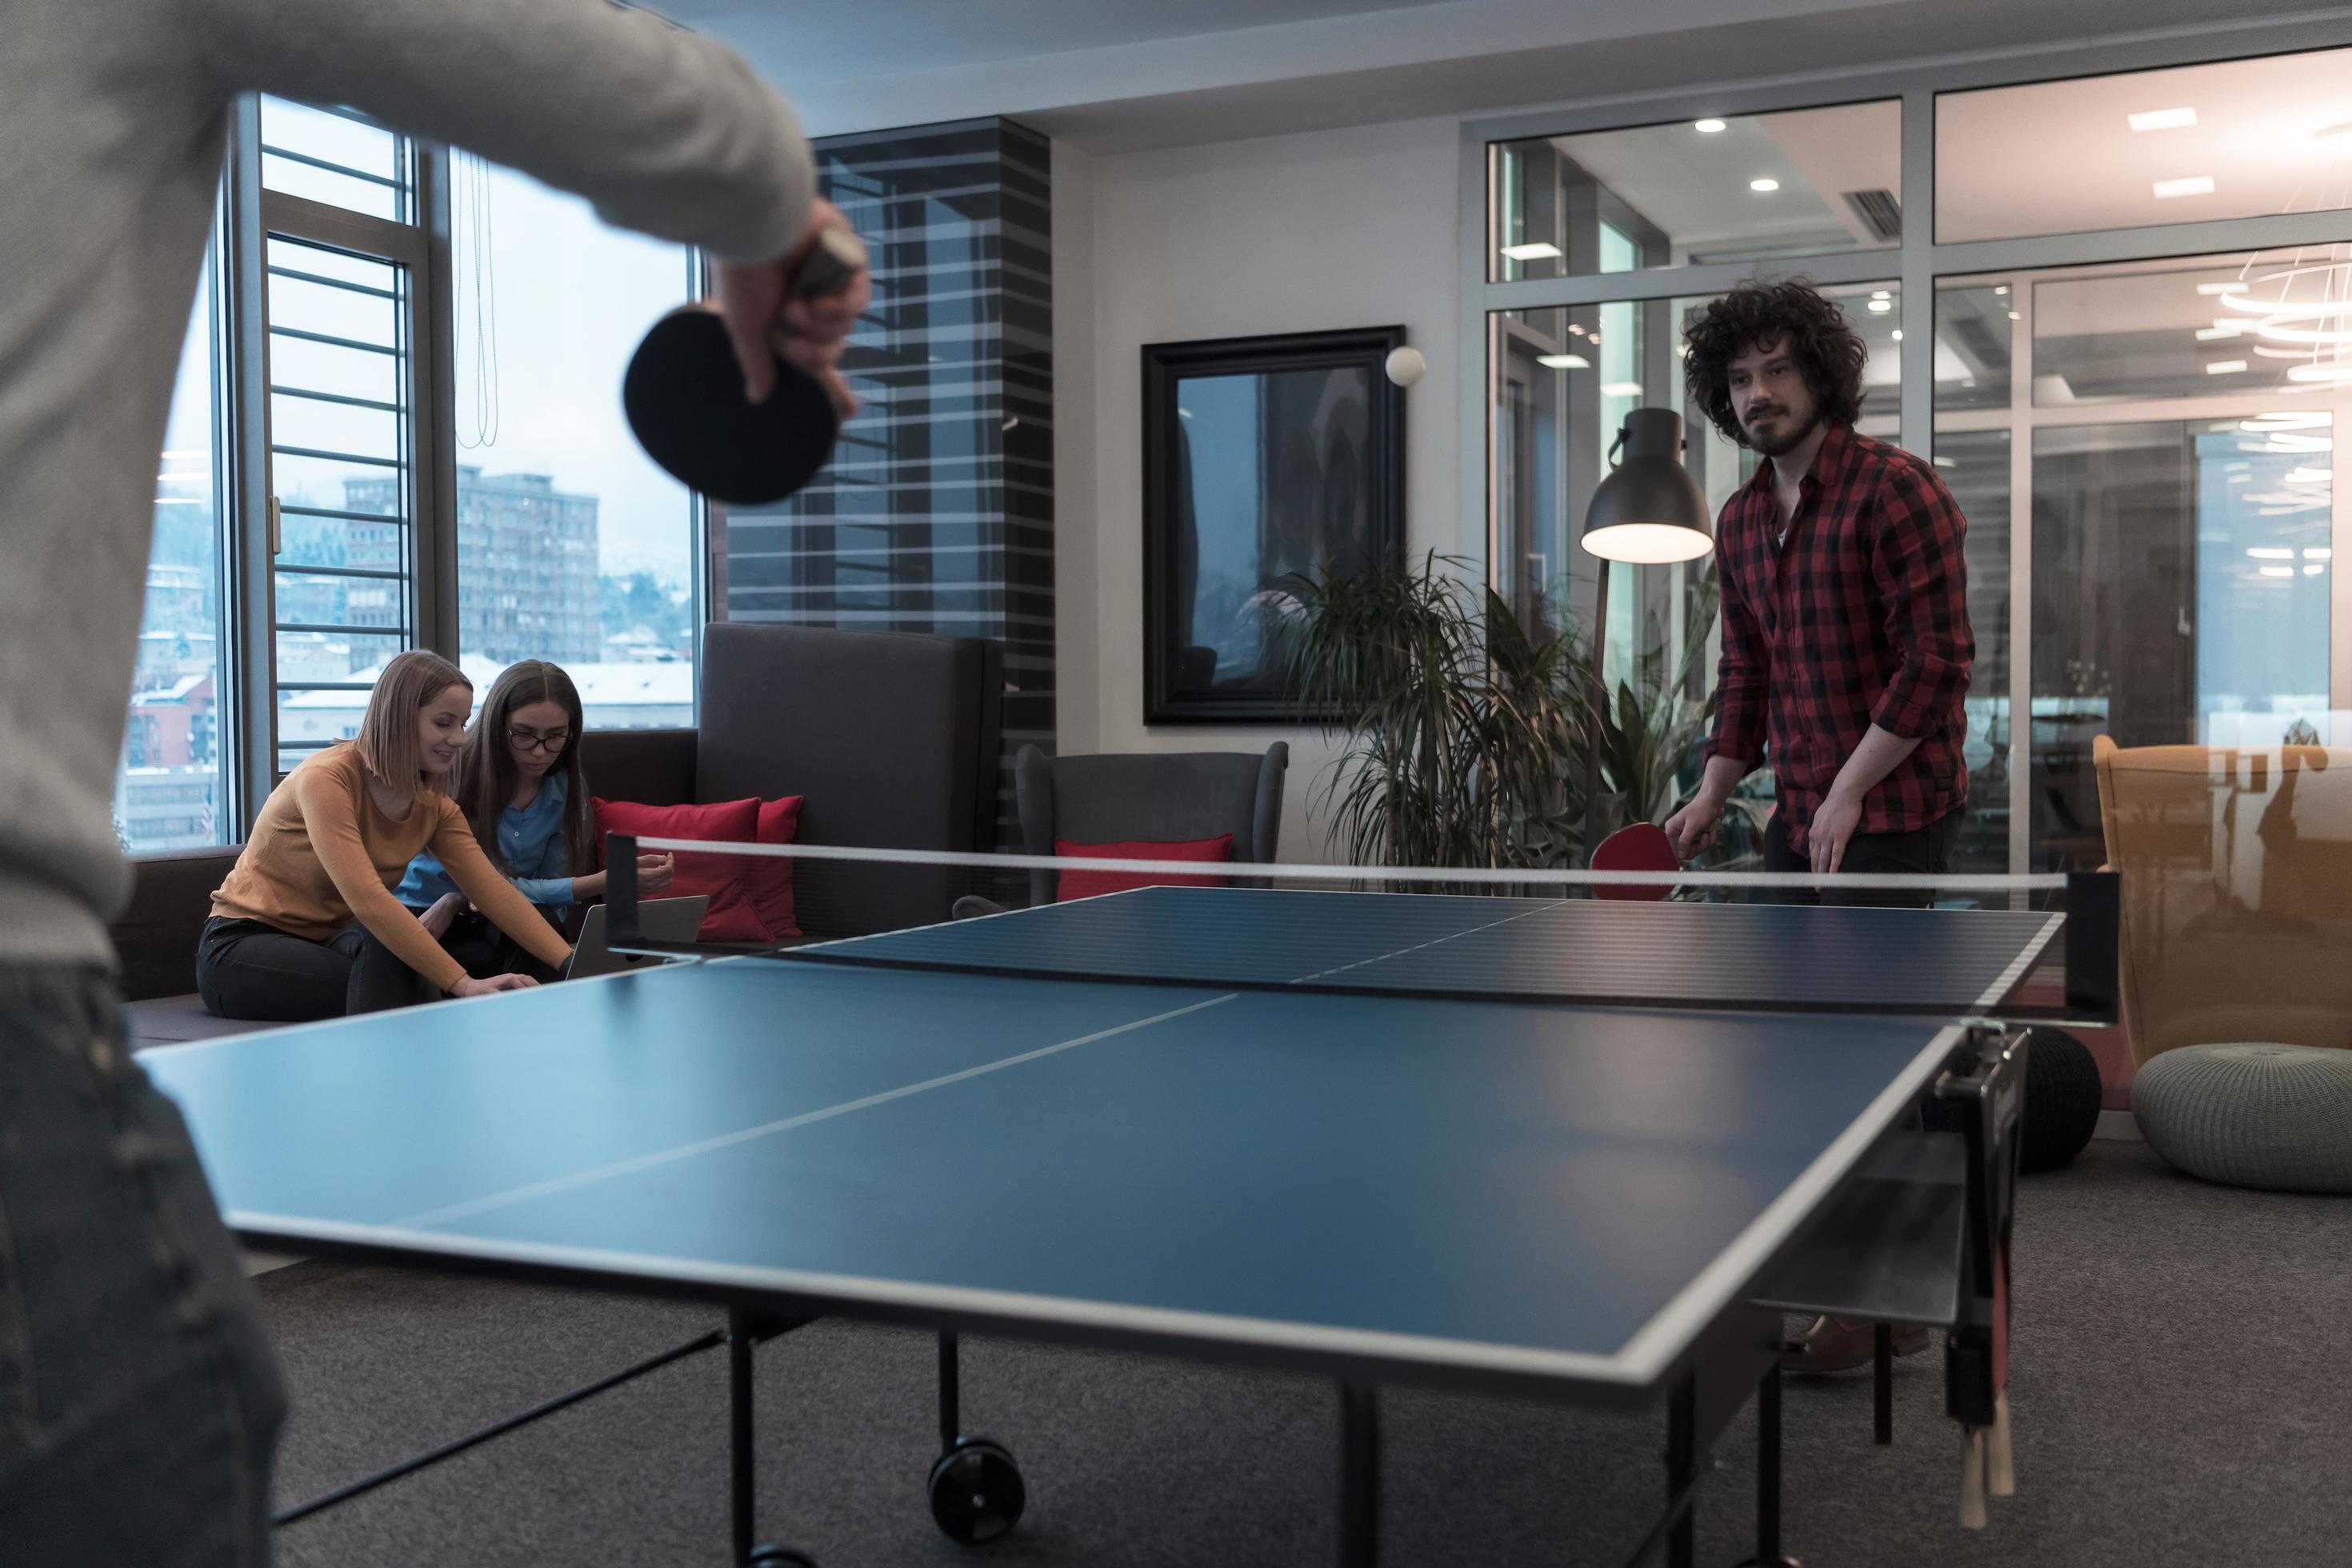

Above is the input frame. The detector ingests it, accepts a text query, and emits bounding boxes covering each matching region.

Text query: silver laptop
[564,896,710,980]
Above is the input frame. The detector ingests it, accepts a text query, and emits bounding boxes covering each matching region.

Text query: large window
[118,244,231,853]
[1479,32,2352,878]
[448,154,699,730]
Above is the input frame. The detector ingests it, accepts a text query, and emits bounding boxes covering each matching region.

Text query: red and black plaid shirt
[1702,422,1973,851]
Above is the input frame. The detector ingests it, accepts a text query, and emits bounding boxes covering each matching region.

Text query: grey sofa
[114,622,1002,1047]
[973,742,1288,909]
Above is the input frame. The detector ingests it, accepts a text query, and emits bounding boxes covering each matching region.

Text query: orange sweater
[211,743,573,994]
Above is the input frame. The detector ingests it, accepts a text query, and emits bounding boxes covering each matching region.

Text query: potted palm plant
[1279,553,1754,871]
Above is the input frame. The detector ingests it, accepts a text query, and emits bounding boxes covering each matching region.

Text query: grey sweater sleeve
[180,0,814,262]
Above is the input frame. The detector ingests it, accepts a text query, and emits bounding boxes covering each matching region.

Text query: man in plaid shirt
[1662,281,1974,1377]
[1663,279,1974,892]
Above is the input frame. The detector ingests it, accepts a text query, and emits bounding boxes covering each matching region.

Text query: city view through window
[117,115,701,852]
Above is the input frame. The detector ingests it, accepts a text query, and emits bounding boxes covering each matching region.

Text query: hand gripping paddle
[622,225,868,506]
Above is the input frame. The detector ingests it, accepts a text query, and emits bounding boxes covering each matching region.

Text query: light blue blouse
[398,772,576,911]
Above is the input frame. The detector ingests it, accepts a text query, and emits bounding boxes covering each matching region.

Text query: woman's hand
[417,891,466,941]
[638,852,676,894]
[450,974,537,999]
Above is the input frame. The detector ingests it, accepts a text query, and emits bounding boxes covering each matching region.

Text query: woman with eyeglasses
[197,650,580,1020]
[398,659,674,982]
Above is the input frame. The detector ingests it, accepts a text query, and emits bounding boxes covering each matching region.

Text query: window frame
[1463,13,2352,877]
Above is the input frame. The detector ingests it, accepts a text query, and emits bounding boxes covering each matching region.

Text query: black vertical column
[722,117,1053,848]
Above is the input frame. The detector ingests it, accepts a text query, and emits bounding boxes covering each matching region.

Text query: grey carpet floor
[256,1139,2352,1568]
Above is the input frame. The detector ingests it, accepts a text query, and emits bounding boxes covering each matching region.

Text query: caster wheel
[748,1548,815,1566]
[928,1435,1026,1546]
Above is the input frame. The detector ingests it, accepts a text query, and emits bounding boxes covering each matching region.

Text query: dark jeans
[196,916,440,1021]
[433,909,563,986]
[1762,807,1959,908]
[0,966,284,1565]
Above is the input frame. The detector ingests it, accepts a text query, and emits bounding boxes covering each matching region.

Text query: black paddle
[622,225,867,506]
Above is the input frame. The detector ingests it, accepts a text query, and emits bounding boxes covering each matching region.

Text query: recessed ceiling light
[2128,107,2198,132]
[1890,330,1904,340]
[1601,381,1644,397]
[1870,290,1891,300]
[2008,310,2022,320]
[1867,298,1892,314]
[1537,354,1590,370]
[1694,118,1727,134]
[2305,562,2327,574]
[2258,565,2297,577]
[2247,546,2297,559]
[2195,322,2242,340]
[1749,178,1779,193]
[1501,242,1562,261]
[2154,175,2216,199]
[2207,360,2250,374]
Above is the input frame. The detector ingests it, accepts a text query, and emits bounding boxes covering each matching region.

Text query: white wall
[1054,114,1466,860]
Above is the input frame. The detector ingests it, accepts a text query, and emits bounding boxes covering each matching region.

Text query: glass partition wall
[1474,26,2352,876]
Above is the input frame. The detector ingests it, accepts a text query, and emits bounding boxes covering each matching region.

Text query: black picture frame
[1142,326,1406,724]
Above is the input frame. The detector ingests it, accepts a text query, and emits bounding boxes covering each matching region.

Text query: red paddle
[1591,822,1680,902]
[623,226,868,506]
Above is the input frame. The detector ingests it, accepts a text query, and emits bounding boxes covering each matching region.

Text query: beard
[1745,403,1820,458]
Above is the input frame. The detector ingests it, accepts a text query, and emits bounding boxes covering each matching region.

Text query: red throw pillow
[591,796,766,942]
[1054,834,1234,902]
[748,794,803,940]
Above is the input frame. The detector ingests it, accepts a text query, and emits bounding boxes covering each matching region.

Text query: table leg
[730,1308,758,1564]
[1874,1323,1894,1446]
[1666,1374,1695,1568]
[938,1332,961,1449]
[1340,1380,1379,1568]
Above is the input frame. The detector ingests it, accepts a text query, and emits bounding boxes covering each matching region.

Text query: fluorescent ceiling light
[2196,282,2242,295]
[2308,547,2334,560]
[2246,546,2297,559]
[1600,381,1644,397]
[1537,353,1590,370]
[2195,322,2242,340]
[2207,360,2249,374]
[1694,118,1727,134]
[2286,467,2331,484]
[2128,107,2198,131]
[1749,178,1779,192]
[2306,562,2327,574]
[1993,286,2009,296]
[2008,310,2022,321]
[1501,242,1562,261]
[2154,176,2215,199]
[2258,565,2296,577]
[1870,290,1891,300]
[1867,298,1892,313]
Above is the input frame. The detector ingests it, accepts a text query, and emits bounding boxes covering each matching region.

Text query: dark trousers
[434,909,563,986]
[1762,808,1959,909]
[195,915,441,1021]
[0,967,284,1565]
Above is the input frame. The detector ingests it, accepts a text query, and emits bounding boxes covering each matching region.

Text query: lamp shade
[1579,407,1714,563]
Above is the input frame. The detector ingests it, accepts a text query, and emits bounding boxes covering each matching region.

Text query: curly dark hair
[1682,279,1868,447]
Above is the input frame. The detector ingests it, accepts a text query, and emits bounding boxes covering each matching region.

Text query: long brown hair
[354,650,471,789]
[447,660,595,875]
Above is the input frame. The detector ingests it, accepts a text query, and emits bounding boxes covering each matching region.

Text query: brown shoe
[1780,1315,1930,1374]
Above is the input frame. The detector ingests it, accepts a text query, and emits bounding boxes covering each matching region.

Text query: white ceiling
[646,0,2352,154]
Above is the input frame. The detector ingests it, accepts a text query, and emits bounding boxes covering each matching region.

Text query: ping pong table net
[597,837,2122,1024]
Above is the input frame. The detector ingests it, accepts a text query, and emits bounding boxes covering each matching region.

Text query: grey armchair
[954,743,1288,914]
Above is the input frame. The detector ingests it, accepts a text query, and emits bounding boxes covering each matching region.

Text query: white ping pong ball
[1384,346,1426,387]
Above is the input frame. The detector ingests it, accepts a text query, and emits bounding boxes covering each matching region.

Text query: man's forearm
[1827,724,1922,805]
[1694,752,1754,806]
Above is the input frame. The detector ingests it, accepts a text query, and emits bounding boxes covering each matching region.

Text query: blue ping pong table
[141,885,2090,1566]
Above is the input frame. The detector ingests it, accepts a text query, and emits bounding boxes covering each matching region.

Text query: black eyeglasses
[507,728,571,754]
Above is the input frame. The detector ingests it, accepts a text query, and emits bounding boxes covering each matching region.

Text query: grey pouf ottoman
[2134,1044,2352,1194]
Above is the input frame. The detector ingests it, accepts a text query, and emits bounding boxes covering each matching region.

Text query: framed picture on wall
[1142,326,1406,724]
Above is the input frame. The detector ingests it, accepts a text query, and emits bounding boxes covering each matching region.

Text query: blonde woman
[197,650,574,1019]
